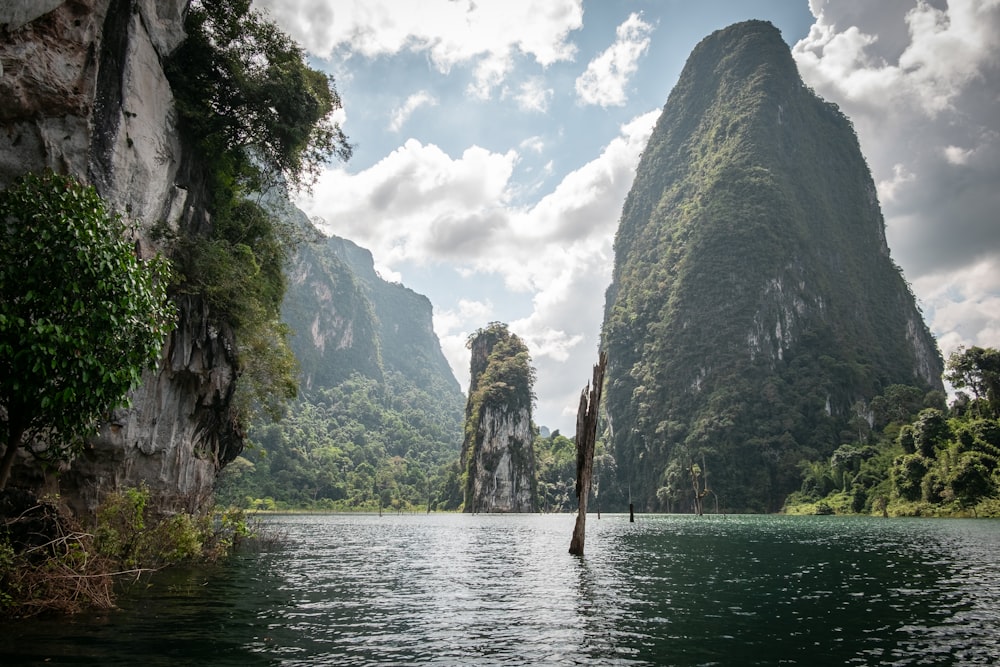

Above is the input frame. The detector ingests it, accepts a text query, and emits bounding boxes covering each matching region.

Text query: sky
[252,0,1000,432]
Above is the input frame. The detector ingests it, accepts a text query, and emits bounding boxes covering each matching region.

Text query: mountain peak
[601,22,942,512]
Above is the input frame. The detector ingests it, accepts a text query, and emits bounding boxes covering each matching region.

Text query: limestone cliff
[601,21,945,512]
[283,226,384,391]
[0,1,240,513]
[461,324,537,513]
[214,207,466,510]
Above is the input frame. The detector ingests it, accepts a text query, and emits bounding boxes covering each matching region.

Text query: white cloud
[876,163,915,204]
[512,77,554,113]
[388,91,437,132]
[297,110,659,426]
[795,1,999,115]
[470,110,659,424]
[794,0,1000,373]
[575,12,654,107]
[914,260,1000,360]
[518,136,545,154]
[298,139,517,266]
[434,299,496,391]
[254,0,582,98]
[942,144,974,166]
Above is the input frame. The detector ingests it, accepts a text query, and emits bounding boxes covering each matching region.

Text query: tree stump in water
[569,352,607,556]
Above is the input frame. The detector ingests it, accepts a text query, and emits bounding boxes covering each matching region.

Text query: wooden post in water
[629,484,634,522]
[569,351,607,556]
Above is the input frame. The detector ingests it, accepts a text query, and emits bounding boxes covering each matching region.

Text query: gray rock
[1,0,241,514]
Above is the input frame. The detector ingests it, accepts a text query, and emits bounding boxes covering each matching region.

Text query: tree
[946,346,1000,418]
[830,444,867,491]
[891,454,928,502]
[948,452,994,510]
[166,0,351,194]
[0,172,174,488]
[912,408,950,458]
[870,384,924,428]
[897,424,916,454]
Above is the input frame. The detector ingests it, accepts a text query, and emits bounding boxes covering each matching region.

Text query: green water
[3,513,998,665]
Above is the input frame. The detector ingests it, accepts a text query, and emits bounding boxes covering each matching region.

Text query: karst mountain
[601,20,943,512]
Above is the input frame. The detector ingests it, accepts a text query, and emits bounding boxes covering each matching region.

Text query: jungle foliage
[215,233,466,511]
[533,429,617,513]
[166,0,350,194]
[600,21,943,512]
[0,172,174,489]
[163,0,351,425]
[785,347,1000,517]
[465,323,536,420]
[216,374,464,511]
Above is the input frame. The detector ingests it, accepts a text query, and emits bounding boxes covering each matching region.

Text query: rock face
[461,324,537,513]
[214,211,466,510]
[282,209,464,404]
[600,21,944,512]
[284,229,384,391]
[0,1,240,513]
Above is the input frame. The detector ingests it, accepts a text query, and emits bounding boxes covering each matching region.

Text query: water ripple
[3,513,999,666]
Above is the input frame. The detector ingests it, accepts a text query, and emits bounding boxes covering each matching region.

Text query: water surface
[3,513,998,665]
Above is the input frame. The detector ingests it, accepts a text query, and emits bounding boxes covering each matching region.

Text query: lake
[3,513,998,665]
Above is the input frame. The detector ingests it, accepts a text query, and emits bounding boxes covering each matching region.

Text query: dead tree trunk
[569,351,607,556]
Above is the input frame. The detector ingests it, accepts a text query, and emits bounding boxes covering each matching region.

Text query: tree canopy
[787,358,1000,517]
[167,0,350,194]
[0,172,174,488]
[946,346,1000,418]
[163,0,354,426]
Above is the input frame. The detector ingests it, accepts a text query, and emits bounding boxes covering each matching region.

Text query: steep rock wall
[465,405,535,513]
[0,0,240,513]
[285,238,383,391]
[461,325,537,513]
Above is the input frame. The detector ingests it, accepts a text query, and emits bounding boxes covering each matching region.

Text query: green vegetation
[534,430,577,511]
[163,0,351,426]
[463,323,536,437]
[166,0,349,194]
[784,347,1000,517]
[461,323,538,511]
[0,172,174,489]
[0,486,258,618]
[601,21,942,512]
[216,373,464,511]
[216,233,466,512]
[946,346,1000,418]
[533,429,616,512]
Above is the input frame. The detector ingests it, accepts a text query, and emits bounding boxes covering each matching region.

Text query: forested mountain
[218,210,465,509]
[601,21,944,513]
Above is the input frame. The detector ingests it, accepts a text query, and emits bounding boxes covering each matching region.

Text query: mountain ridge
[218,208,466,509]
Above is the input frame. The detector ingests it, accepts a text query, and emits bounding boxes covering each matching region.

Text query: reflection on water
[2,514,998,665]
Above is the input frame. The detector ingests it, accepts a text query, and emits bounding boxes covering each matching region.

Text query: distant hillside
[601,21,943,512]
[218,209,465,509]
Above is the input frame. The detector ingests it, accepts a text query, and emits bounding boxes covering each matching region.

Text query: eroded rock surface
[1,1,240,514]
